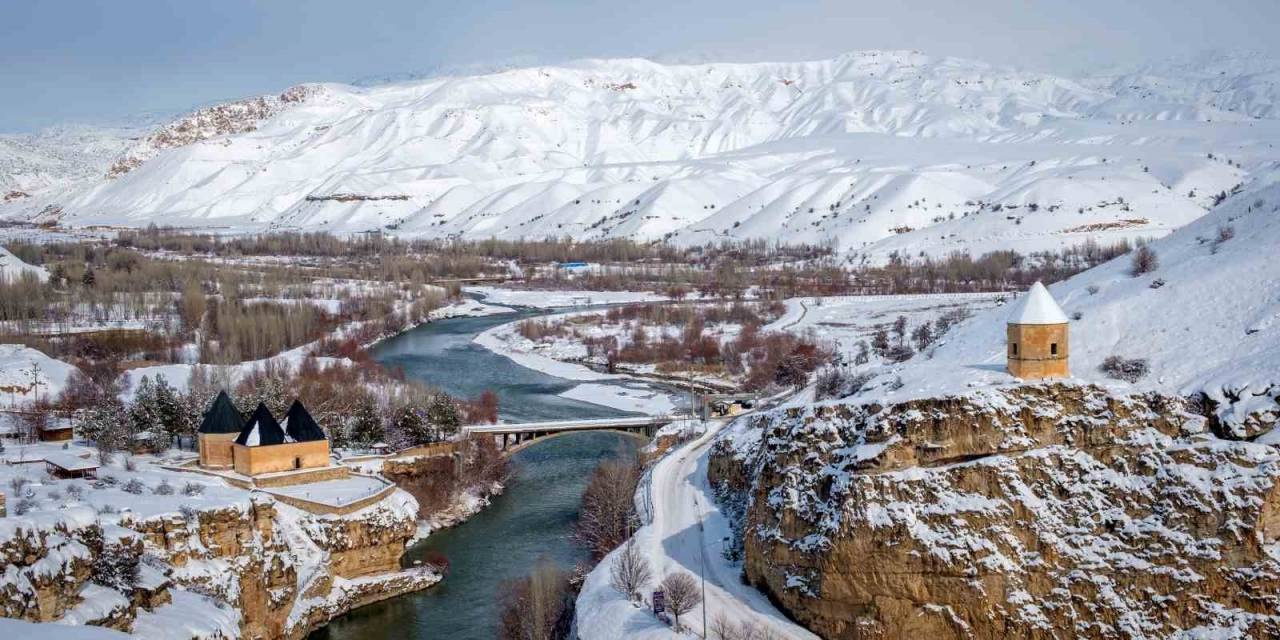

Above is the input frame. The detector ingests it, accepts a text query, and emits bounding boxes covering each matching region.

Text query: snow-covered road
[577,417,819,639]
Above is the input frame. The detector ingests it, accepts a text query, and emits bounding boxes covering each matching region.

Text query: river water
[312,310,646,639]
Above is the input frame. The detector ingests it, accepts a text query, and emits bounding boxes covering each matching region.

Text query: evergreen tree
[425,393,462,442]
[347,396,385,450]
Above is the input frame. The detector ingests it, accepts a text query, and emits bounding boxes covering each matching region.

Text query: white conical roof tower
[1007,282,1068,325]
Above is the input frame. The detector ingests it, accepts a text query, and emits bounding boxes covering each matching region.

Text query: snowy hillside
[858,174,1280,432]
[3,50,1279,260]
[0,246,48,282]
[0,125,138,207]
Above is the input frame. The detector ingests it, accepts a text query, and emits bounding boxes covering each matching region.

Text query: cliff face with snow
[0,492,437,639]
[4,51,1279,260]
[722,384,1280,638]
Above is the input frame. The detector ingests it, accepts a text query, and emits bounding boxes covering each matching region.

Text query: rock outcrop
[0,491,437,639]
[719,383,1280,638]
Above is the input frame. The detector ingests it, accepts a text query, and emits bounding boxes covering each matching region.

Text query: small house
[38,421,74,442]
[45,452,99,479]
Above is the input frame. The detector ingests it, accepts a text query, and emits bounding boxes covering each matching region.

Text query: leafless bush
[1100,355,1149,382]
[153,480,174,496]
[660,572,702,632]
[609,539,652,601]
[1130,246,1158,276]
[814,368,875,401]
[1212,224,1236,253]
[14,498,37,515]
[122,478,145,495]
[66,484,85,500]
[182,482,204,496]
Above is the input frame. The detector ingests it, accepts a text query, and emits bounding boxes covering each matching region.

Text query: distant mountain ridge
[3,50,1279,261]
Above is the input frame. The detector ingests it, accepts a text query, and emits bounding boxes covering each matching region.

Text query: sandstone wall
[1,491,436,639]
[729,384,1280,639]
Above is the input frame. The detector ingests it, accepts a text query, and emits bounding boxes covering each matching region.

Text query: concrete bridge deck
[462,415,681,451]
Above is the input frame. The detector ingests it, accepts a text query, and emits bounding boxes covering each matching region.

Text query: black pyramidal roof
[198,391,243,435]
[283,400,327,442]
[235,403,286,446]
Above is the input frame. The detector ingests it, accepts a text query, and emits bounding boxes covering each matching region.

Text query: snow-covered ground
[466,286,670,309]
[764,292,1007,354]
[0,343,77,406]
[559,383,677,415]
[269,475,388,507]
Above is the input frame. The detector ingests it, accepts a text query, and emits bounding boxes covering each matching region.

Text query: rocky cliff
[715,383,1280,639]
[0,491,437,639]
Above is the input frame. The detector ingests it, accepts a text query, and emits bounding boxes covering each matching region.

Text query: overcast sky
[3,0,1277,132]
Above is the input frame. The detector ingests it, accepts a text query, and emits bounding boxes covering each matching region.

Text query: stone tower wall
[1007,322,1069,379]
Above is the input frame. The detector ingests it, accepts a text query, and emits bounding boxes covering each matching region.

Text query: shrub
[181,482,204,497]
[153,480,174,496]
[14,497,37,515]
[122,478,145,495]
[66,484,85,500]
[1100,355,1149,382]
[1130,246,1158,276]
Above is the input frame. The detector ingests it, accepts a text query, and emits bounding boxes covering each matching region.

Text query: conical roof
[198,391,243,434]
[283,400,327,442]
[235,403,285,446]
[1007,281,1069,325]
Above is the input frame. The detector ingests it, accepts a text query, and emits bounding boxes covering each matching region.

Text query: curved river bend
[313,310,648,639]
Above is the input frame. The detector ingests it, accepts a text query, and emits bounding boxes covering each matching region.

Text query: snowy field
[466,286,671,309]
[269,475,388,507]
[765,292,1007,355]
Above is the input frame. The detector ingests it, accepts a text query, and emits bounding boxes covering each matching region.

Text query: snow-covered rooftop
[1006,282,1068,325]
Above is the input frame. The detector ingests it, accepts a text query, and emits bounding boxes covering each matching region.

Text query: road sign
[652,590,664,614]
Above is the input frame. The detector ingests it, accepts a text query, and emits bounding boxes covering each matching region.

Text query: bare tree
[609,539,652,601]
[497,558,573,640]
[661,571,701,632]
[574,458,641,559]
[710,613,740,640]
[1130,245,1159,276]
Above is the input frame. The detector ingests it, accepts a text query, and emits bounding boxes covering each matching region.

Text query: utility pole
[696,495,707,639]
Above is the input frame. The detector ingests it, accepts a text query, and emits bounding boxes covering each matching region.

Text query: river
[312,309,655,639]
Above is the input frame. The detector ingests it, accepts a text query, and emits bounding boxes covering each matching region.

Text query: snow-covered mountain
[0,125,138,205]
[4,50,1280,260]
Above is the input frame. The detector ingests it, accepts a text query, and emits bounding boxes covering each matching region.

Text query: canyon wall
[0,491,437,639]
[717,384,1280,639]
